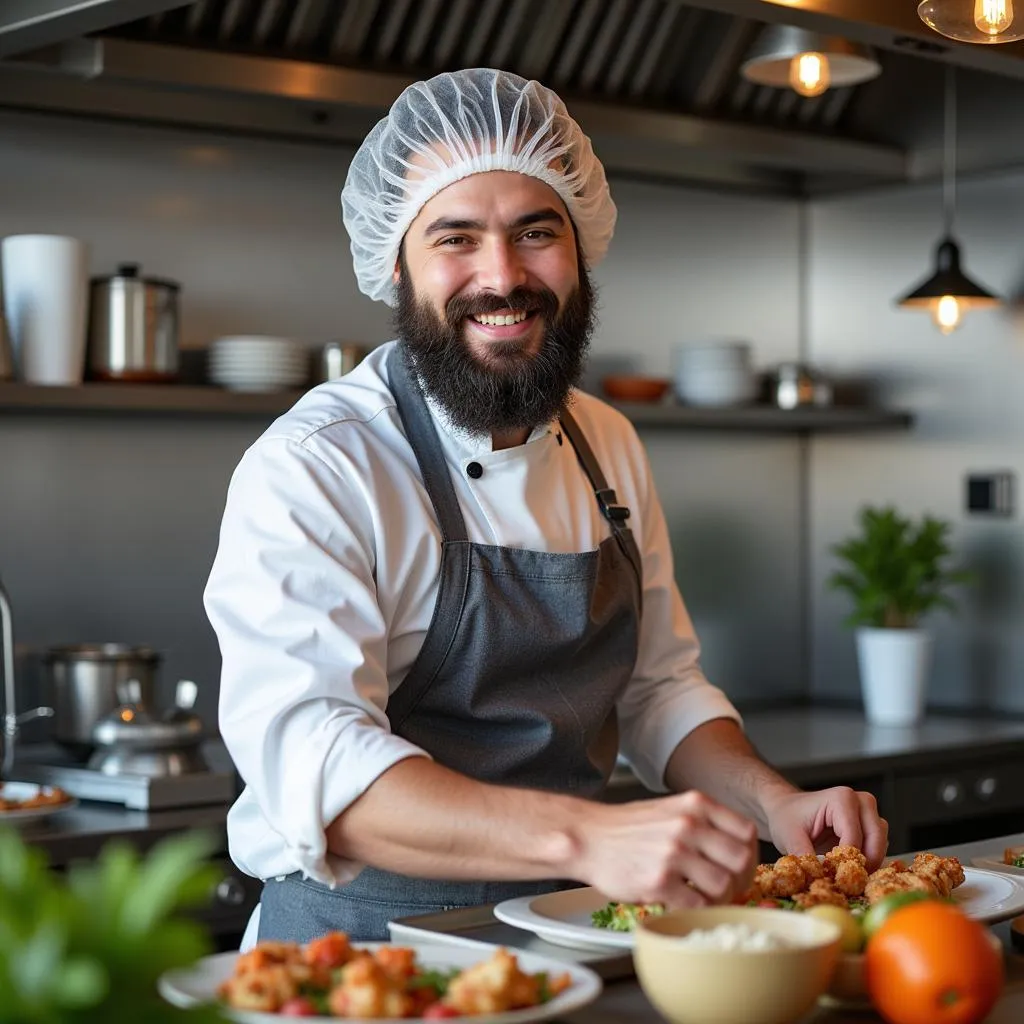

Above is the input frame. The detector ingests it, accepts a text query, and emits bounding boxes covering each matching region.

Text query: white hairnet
[341,67,617,306]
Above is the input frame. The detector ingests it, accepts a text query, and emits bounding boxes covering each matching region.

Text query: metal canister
[321,342,368,381]
[87,263,180,381]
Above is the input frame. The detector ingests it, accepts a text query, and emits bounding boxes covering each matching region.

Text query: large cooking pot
[45,643,161,759]
[87,263,180,381]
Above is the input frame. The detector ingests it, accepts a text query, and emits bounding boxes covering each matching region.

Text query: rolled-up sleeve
[616,439,742,793]
[205,436,430,886]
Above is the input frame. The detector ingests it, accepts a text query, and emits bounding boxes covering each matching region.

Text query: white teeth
[472,310,529,326]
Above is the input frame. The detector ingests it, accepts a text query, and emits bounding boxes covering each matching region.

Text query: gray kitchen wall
[0,110,804,728]
[808,172,1024,711]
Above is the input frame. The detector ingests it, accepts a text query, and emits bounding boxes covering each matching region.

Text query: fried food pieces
[218,931,572,1018]
[0,784,71,812]
[447,947,571,1015]
[745,846,965,908]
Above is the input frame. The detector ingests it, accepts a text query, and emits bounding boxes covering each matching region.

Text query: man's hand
[759,786,889,871]
[573,791,759,909]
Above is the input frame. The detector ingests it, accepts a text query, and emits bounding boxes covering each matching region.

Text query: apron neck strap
[387,344,469,543]
[559,408,632,532]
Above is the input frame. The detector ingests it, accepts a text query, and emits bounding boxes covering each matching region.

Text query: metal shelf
[0,381,305,416]
[0,382,913,433]
[611,401,914,433]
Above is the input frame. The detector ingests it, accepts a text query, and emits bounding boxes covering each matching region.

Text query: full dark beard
[393,259,596,436]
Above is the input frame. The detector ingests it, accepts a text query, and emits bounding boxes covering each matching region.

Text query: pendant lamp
[896,66,1000,334]
[740,25,881,97]
[919,0,1024,43]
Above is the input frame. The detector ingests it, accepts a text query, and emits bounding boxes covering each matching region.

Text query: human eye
[436,234,472,248]
[518,228,556,243]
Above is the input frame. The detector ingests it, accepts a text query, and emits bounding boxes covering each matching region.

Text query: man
[205,68,887,946]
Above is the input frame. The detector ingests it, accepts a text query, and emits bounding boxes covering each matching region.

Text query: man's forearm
[325,758,584,880]
[663,718,799,840]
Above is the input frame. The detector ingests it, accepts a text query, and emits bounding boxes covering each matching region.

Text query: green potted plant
[828,505,973,726]
[0,826,225,1023]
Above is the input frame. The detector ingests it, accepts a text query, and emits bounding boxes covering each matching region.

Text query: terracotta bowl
[601,375,671,402]
[633,907,841,1024]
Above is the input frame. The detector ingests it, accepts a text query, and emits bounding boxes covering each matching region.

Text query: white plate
[972,855,1024,877]
[494,888,633,952]
[0,781,78,826]
[159,942,602,1024]
[949,866,1024,923]
[494,868,1024,952]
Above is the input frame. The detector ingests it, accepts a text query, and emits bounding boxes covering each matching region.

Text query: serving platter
[159,941,603,1024]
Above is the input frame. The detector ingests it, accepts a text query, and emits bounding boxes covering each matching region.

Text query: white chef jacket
[205,341,742,890]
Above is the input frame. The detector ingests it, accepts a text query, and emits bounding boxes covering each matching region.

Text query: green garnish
[1012,855,1024,868]
[536,972,551,1003]
[590,902,665,931]
[299,985,332,1015]
[409,968,461,997]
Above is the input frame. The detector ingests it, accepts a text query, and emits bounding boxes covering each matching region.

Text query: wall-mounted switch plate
[966,472,1015,517]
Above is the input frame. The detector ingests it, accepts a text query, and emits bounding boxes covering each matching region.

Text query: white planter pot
[855,627,933,727]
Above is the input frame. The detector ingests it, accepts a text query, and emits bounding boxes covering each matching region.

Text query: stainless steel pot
[44,643,160,758]
[87,263,180,381]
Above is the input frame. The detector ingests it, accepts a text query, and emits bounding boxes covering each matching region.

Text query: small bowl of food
[602,375,671,403]
[633,906,841,1024]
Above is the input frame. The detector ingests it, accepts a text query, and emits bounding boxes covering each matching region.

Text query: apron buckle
[596,488,631,523]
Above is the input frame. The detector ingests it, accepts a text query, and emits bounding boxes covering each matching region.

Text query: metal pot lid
[44,643,161,663]
[91,705,203,750]
[89,263,181,291]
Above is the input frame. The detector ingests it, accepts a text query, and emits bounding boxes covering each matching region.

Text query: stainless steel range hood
[3,0,1024,196]
[0,0,187,58]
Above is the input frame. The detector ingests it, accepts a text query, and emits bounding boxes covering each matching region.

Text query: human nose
[475,237,528,295]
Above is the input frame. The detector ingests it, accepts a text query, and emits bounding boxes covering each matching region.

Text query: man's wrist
[751,780,801,834]
[534,795,593,879]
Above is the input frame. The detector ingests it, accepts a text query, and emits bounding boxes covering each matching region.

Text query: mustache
[445,287,560,326]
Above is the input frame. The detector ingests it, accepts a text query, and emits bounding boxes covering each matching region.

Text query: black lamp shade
[897,238,1001,309]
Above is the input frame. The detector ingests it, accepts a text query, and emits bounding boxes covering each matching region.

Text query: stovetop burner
[13,743,239,810]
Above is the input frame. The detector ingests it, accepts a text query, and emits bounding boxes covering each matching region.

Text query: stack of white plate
[208,336,309,393]
[673,341,756,407]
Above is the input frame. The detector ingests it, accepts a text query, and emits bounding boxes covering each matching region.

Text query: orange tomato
[864,901,1004,1024]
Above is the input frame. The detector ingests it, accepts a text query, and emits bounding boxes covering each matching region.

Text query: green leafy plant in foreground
[0,826,226,1024]
[828,505,974,629]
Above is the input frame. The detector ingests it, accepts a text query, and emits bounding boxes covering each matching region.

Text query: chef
[205,67,888,947]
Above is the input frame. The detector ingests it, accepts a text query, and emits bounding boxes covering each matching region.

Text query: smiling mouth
[464,309,542,338]
[470,309,533,327]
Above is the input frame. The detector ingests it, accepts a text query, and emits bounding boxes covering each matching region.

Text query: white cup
[1,234,89,385]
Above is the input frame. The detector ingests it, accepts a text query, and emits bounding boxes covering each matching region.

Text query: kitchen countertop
[610,707,1024,789]
[744,707,1024,773]
[557,830,1024,1023]
[8,801,232,867]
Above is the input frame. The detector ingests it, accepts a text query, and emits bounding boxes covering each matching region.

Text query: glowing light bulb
[788,52,830,97]
[975,0,1014,35]
[933,295,963,334]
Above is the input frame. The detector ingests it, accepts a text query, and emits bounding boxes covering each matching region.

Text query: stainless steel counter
[610,707,1024,790]
[743,708,1024,778]
[10,800,231,867]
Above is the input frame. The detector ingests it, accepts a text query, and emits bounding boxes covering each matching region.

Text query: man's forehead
[408,170,568,234]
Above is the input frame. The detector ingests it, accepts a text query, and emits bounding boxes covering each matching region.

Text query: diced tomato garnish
[304,931,352,969]
[280,996,319,1016]
[422,1003,461,1019]
[757,900,781,909]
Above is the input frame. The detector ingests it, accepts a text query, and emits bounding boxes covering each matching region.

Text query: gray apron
[258,344,643,942]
